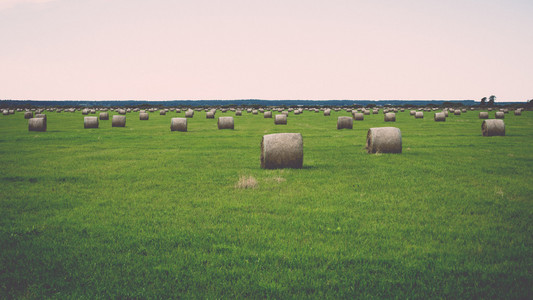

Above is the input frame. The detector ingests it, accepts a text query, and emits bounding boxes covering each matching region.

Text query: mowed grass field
[1,108,532,298]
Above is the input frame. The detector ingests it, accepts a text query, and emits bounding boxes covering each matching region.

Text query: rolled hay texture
[479,112,489,119]
[112,115,126,127]
[324,109,331,116]
[366,127,402,154]
[185,110,194,118]
[363,110,370,115]
[24,111,33,119]
[35,113,47,121]
[353,112,364,120]
[384,112,396,122]
[275,114,287,125]
[261,133,303,169]
[206,111,215,119]
[84,116,99,129]
[444,110,449,117]
[235,110,242,116]
[28,118,46,132]
[434,112,446,122]
[252,110,258,115]
[264,111,273,118]
[118,109,126,115]
[337,116,353,129]
[410,110,416,116]
[415,112,424,119]
[372,109,379,114]
[482,119,505,136]
[514,109,522,116]
[454,110,461,115]
[160,110,166,115]
[99,112,109,120]
[495,111,505,119]
[218,116,234,129]
[82,109,89,115]
[139,112,149,120]
[170,118,187,132]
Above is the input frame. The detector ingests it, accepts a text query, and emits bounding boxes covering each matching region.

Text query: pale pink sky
[1,0,532,101]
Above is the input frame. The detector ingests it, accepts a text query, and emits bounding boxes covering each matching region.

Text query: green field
[1,108,532,298]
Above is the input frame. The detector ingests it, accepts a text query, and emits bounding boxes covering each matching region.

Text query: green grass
[1,109,532,298]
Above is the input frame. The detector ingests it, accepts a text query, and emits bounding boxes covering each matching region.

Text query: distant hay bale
[353,112,364,120]
[185,110,194,118]
[363,110,370,115]
[384,112,396,122]
[514,109,522,116]
[461,108,467,113]
[264,111,272,118]
[139,112,149,120]
[372,109,379,114]
[24,111,33,119]
[252,110,258,114]
[275,114,287,125]
[170,118,187,132]
[112,115,126,127]
[82,109,89,115]
[482,119,505,136]
[235,110,242,116]
[415,112,424,119]
[495,111,504,119]
[410,110,416,115]
[366,127,402,154]
[218,116,234,129]
[176,109,181,113]
[206,111,215,119]
[337,116,353,129]
[84,117,99,129]
[454,110,461,115]
[160,110,166,115]
[324,109,331,116]
[443,110,449,117]
[28,118,46,132]
[99,112,109,120]
[434,112,446,122]
[90,109,96,114]
[118,109,126,115]
[479,112,489,119]
[261,133,303,169]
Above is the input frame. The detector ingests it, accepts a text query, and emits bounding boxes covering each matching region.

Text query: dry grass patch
[235,175,258,189]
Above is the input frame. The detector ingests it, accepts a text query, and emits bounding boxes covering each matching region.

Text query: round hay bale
[337,116,353,129]
[274,114,287,125]
[252,110,258,115]
[24,111,33,119]
[176,108,181,113]
[324,109,331,116]
[264,111,272,118]
[479,112,489,119]
[84,117,99,129]
[384,112,396,122]
[235,110,242,116]
[112,115,126,127]
[482,119,505,136]
[185,110,194,118]
[410,110,416,116]
[99,112,109,120]
[261,133,303,169]
[139,112,149,120]
[434,112,446,122]
[454,110,461,115]
[82,109,89,115]
[218,116,234,129]
[414,112,424,119]
[495,111,504,119]
[160,110,166,115]
[372,109,379,114]
[366,127,402,154]
[170,118,187,132]
[206,111,215,119]
[90,109,96,114]
[514,109,521,116]
[118,109,126,115]
[363,110,370,115]
[28,118,46,132]
[353,112,364,120]
[443,110,449,117]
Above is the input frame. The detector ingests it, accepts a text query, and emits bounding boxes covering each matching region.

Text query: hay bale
[139,112,149,120]
[28,118,46,132]
[415,112,424,119]
[160,110,166,115]
[82,109,89,115]
[252,110,258,115]
[235,110,242,116]
[495,111,504,119]
[84,116,99,128]
[112,115,126,127]
[366,127,402,154]
[185,110,194,118]
[261,133,303,169]
[454,110,461,115]
[206,111,215,119]
[482,119,505,136]
[264,111,272,118]
[434,112,446,122]
[99,112,109,120]
[363,110,370,115]
[514,109,522,116]
[324,109,331,116]
[337,116,353,129]
[353,112,364,120]
[372,109,379,114]
[218,116,234,129]
[170,118,187,132]
[410,110,416,116]
[118,109,126,115]
[275,114,287,125]
[24,111,33,119]
[384,112,396,122]
[479,112,489,119]
[443,110,449,117]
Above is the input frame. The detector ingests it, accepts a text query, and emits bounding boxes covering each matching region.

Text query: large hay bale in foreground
[139,112,149,120]
[384,112,396,122]
[434,112,446,122]
[366,127,402,154]
[264,111,272,118]
[275,114,287,125]
[99,112,109,120]
[24,111,33,119]
[84,117,99,129]
[353,112,364,120]
[261,133,303,169]
[479,112,489,119]
[415,112,424,119]
[482,119,505,136]
[218,117,234,129]
[495,111,504,119]
[112,115,126,127]
[28,118,46,132]
[337,116,353,129]
[170,118,187,132]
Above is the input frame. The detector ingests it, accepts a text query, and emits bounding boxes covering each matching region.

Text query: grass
[1,108,532,298]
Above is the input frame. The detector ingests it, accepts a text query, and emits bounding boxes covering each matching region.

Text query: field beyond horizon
[1,108,532,298]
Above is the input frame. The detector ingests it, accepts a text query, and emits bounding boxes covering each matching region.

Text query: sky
[0,0,532,101]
